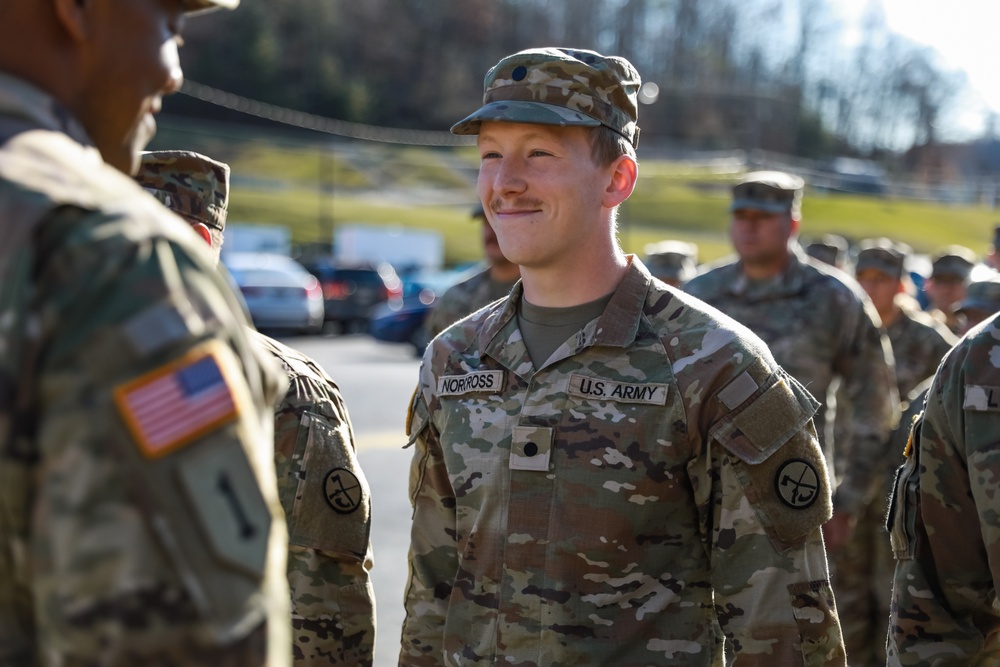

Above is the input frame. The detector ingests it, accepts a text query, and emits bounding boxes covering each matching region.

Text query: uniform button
[523,442,538,457]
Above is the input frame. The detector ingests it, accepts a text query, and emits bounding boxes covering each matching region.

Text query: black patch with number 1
[324,468,363,514]
[775,459,820,509]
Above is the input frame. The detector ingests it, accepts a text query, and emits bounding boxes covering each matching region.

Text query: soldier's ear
[52,0,89,43]
[190,222,213,247]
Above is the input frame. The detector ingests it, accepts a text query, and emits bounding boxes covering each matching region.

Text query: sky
[838,0,1000,139]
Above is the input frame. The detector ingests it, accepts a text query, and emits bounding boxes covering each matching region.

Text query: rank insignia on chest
[510,426,553,472]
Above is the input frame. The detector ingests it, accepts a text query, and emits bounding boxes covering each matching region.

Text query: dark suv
[301,258,402,333]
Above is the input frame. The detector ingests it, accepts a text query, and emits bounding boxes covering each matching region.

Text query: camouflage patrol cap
[731,171,805,217]
[931,245,977,279]
[855,237,909,281]
[804,234,848,267]
[957,275,1000,315]
[135,150,229,232]
[644,240,698,283]
[182,0,239,14]
[451,47,641,147]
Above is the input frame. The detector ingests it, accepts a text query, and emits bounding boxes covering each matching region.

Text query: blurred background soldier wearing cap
[685,172,899,556]
[925,245,977,334]
[137,150,377,667]
[423,203,520,342]
[402,47,845,665]
[805,233,850,271]
[0,0,292,664]
[954,274,1000,335]
[832,237,955,666]
[643,239,698,288]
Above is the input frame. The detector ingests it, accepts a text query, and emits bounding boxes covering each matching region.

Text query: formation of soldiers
[1,1,999,665]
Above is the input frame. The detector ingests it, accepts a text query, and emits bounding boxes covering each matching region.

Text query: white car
[224,252,324,334]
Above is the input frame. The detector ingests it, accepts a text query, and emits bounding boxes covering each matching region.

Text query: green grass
[159,122,1000,266]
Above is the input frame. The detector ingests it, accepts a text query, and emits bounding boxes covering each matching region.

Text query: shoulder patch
[963,385,1000,411]
[774,459,821,509]
[114,342,240,459]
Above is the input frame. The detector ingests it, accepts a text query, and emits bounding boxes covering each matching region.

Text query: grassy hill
[151,117,1000,267]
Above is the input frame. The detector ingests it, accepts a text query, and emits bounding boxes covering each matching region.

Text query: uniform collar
[477,256,651,375]
[729,245,808,299]
[0,71,94,147]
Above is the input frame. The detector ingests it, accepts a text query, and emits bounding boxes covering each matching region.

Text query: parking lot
[281,333,421,666]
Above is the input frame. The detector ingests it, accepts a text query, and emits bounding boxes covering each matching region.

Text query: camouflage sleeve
[832,299,900,514]
[887,322,1000,664]
[399,382,456,666]
[269,360,375,667]
[702,366,846,664]
[27,207,290,666]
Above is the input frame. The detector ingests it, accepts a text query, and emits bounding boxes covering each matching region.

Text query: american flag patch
[115,349,240,459]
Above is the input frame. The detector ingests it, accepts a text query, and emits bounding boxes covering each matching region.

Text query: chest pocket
[281,411,371,562]
[886,416,922,561]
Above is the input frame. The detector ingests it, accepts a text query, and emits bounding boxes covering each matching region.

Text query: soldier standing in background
[835,238,956,666]
[805,233,850,271]
[924,245,977,334]
[954,274,1000,335]
[136,150,377,666]
[886,311,1000,665]
[643,239,698,288]
[401,46,845,666]
[423,204,520,341]
[0,0,292,664]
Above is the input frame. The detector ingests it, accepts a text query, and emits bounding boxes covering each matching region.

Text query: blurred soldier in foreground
[402,47,845,665]
[137,150,377,666]
[924,245,976,334]
[423,204,520,341]
[0,0,292,665]
[805,233,850,270]
[886,311,1000,665]
[834,238,955,666]
[686,172,898,552]
[643,239,698,288]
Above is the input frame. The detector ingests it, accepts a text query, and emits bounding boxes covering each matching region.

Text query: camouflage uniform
[886,313,1000,665]
[0,73,291,665]
[833,298,954,665]
[402,259,846,666]
[424,268,517,340]
[685,247,898,515]
[254,333,376,666]
[136,150,377,666]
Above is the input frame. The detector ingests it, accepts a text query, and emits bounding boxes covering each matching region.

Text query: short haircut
[590,125,636,167]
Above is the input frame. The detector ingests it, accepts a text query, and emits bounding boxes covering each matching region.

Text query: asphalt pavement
[281,333,422,667]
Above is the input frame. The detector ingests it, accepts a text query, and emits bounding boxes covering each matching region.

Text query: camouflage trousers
[829,497,894,667]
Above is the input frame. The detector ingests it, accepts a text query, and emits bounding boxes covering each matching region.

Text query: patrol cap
[182,0,239,14]
[956,275,1000,315]
[731,171,804,217]
[136,150,229,231]
[644,240,698,284]
[931,245,976,280]
[451,47,641,148]
[855,238,909,281]
[805,234,848,267]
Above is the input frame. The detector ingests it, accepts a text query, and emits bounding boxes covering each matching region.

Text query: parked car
[369,266,478,355]
[224,252,324,334]
[300,258,403,333]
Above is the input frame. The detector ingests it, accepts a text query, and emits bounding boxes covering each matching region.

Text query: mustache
[490,198,543,213]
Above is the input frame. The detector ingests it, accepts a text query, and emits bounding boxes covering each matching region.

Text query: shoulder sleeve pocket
[285,412,371,562]
[711,371,832,549]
